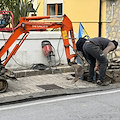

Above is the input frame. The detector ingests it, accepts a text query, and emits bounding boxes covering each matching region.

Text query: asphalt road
[0,89,120,120]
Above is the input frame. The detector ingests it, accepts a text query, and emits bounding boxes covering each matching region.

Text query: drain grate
[37,84,63,90]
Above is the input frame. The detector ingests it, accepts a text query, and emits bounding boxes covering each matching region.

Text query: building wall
[37,0,106,38]
[101,0,106,37]
[63,0,99,38]
[37,0,44,16]
[106,0,120,57]
[106,0,118,40]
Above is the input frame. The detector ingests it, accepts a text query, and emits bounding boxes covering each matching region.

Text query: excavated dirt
[83,71,114,83]
[81,57,120,83]
[106,57,120,83]
[106,70,120,83]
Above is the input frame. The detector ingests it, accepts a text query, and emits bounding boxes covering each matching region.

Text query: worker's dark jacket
[88,37,110,50]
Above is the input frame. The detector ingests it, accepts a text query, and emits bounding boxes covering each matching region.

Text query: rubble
[108,58,120,69]
[107,57,120,82]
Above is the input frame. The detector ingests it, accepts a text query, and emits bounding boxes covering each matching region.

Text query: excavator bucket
[71,64,84,83]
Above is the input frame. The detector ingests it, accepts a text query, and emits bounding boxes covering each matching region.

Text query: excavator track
[0,77,8,93]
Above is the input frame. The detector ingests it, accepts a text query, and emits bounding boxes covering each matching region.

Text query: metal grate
[37,84,63,90]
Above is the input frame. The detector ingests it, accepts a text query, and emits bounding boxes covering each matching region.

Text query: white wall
[0,31,77,69]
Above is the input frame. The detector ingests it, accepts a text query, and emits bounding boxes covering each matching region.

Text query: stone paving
[0,66,120,104]
[0,72,95,97]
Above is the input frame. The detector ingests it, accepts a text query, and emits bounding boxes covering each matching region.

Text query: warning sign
[62,30,68,39]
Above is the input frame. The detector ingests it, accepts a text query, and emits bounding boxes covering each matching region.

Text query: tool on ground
[69,43,89,83]
[42,40,55,68]
[71,64,84,84]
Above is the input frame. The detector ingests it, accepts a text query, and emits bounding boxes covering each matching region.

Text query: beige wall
[63,0,106,38]
[37,0,106,38]
[37,0,44,16]
[101,0,106,37]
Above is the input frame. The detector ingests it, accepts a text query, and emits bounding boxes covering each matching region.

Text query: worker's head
[111,40,118,49]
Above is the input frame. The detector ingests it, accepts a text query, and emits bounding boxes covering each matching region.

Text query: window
[47,3,63,15]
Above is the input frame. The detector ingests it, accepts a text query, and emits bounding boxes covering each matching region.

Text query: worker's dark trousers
[83,43,108,82]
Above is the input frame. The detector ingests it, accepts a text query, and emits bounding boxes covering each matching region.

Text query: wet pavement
[0,65,120,104]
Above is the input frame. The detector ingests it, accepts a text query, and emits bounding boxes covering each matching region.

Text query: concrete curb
[0,83,120,104]
[14,66,74,78]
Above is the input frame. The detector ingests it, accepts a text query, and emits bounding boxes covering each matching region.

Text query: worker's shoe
[97,80,109,86]
[87,80,96,84]
[87,79,93,82]
[87,77,93,82]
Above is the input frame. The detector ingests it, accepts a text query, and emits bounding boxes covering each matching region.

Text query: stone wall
[106,0,120,58]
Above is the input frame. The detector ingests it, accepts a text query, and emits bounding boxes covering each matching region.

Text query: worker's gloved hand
[94,64,99,71]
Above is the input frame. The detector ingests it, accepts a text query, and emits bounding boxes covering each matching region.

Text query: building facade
[35,0,106,38]
[34,0,119,57]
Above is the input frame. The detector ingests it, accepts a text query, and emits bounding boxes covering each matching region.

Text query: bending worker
[83,37,118,86]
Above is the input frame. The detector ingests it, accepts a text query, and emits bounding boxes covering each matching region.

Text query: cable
[50,35,65,67]
[50,29,65,65]
[56,35,65,65]
[0,29,34,69]
[0,28,9,62]
[11,56,34,69]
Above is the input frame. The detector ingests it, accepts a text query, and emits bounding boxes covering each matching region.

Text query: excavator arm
[0,14,76,66]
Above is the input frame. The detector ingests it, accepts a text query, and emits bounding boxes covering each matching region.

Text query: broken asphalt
[0,65,120,104]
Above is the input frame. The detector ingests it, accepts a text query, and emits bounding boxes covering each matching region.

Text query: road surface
[0,89,120,120]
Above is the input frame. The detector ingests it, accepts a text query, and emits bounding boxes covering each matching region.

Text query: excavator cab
[0,11,14,31]
[0,14,10,28]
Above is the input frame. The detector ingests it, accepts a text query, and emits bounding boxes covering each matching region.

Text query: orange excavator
[0,11,77,92]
